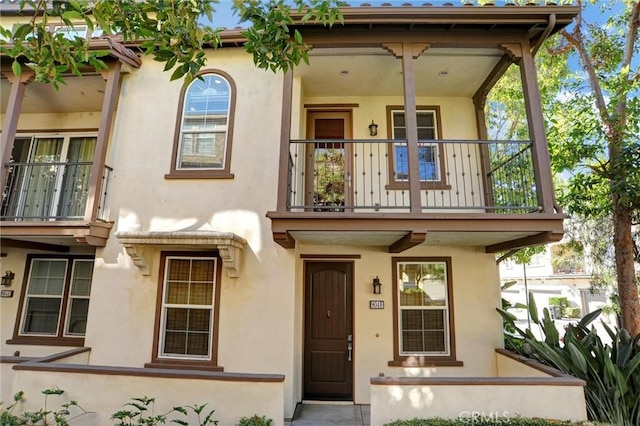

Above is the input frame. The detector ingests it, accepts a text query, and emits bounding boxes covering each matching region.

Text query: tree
[0,0,343,87]
[487,0,640,336]
[546,0,640,336]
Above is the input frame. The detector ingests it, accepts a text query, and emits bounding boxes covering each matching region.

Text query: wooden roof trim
[291,5,578,27]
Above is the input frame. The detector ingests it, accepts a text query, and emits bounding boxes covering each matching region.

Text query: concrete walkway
[286,403,370,425]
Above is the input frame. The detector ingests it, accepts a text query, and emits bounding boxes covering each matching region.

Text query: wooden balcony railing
[286,139,538,213]
[1,162,113,222]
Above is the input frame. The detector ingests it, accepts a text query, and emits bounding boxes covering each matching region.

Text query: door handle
[347,342,352,362]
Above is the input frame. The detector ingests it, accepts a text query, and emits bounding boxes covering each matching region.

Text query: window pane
[394,145,409,181]
[160,257,216,359]
[398,262,446,306]
[166,282,190,305]
[70,260,93,296]
[190,260,215,282]
[163,308,211,356]
[418,145,438,180]
[28,260,66,295]
[179,74,230,170]
[400,309,446,353]
[22,298,61,334]
[416,112,434,127]
[179,133,225,169]
[66,299,89,335]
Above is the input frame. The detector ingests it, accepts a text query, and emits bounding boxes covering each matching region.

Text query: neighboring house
[1,4,587,425]
[500,242,617,335]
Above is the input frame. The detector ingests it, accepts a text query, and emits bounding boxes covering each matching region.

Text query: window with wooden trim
[154,253,221,365]
[166,71,236,179]
[12,256,93,345]
[386,106,447,189]
[390,257,460,366]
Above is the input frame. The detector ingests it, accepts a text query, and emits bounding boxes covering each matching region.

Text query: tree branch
[614,1,640,135]
[560,26,612,135]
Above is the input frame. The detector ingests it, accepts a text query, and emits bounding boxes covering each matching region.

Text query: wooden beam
[389,231,427,253]
[1,70,35,192]
[472,54,514,108]
[84,61,122,222]
[273,231,295,249]
[485,231,563,254]
[276,71,294,212]
[1,238,70,253]
[519,36,555,214]
[400,42,422,213]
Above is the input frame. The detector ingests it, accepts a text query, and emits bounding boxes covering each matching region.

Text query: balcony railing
[1,162,112,222]
[286,139,538,213]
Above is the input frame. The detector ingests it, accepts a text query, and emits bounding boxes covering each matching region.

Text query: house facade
[1,4,588,425]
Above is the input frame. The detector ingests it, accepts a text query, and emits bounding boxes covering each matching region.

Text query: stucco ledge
[115,231,247,278]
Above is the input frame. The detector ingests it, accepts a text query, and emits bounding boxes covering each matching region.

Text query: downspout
[531,13,556,57]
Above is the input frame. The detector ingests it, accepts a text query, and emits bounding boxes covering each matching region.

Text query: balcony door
[4,136,96,221]
[305,111,353,210]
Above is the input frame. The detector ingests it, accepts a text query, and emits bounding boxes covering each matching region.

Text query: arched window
[167,71,236,178]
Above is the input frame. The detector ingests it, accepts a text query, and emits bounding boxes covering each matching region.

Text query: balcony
[1,161,113,248]
[267,25,569,252]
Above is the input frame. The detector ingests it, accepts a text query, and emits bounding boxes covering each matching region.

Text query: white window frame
[176,74,231,171]
[396,259,451,356]
[19,257,93,338]
[158,255,217,361]
[389,107,443,184]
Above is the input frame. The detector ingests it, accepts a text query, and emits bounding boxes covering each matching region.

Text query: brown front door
[305,111,353,210]
[304,261,354,400]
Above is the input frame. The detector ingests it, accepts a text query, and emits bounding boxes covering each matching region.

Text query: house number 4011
[370,300,384,309]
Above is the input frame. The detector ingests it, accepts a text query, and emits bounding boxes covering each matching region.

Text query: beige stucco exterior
[1,6,587,423]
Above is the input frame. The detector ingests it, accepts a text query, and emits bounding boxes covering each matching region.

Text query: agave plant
[497,294,640,426]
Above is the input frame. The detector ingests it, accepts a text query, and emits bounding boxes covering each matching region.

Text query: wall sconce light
[1,271,15,287]
[372,276,382,294]
[368,120,378,137]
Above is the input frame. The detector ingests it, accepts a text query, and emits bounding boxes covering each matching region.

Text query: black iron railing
[1,162,112,221]
[286,139,538,213]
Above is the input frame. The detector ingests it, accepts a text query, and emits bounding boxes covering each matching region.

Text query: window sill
[164,171,234,180]
[6,336,85,347]
[385,182,452,190]
[145,362,224,372]
[388,357,463,367]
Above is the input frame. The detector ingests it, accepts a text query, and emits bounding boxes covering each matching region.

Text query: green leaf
[13,23,33,39]
[11,60,21,77]
[527,292,539,324]
[62,11,83,21]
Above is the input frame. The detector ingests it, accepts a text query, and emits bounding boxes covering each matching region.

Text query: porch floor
[287,403,370,425]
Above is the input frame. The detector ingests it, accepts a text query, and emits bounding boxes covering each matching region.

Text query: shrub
[237,414,273,426]
[563,306,581,318]
[0,388,90,426]
[548,296,568,308]
[497,294,640,426]
[111,397,218,426]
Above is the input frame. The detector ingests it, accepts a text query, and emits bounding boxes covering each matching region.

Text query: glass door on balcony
[305,111,353,211]
[4,136,96,221]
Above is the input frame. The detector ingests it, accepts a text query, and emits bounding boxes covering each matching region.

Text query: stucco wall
[295,243,503,405]
[370,380,587,425]
[3,364,284,426]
